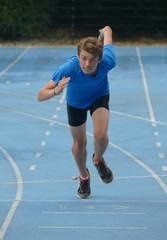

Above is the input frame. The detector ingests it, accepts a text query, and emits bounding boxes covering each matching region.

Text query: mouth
[83,68,92,72]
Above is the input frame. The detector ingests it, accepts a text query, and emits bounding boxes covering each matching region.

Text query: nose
[85,60,90,67]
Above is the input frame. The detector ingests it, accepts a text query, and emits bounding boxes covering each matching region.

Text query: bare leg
[92,108,109,163]
[69,123,88,178]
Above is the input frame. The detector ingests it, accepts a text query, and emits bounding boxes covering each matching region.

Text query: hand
[100,26,112,36]
[56,76,70,94]
[98,26,113,45]
[98,29,104,42]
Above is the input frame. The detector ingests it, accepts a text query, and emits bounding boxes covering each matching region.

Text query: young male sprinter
[37,26,116,198]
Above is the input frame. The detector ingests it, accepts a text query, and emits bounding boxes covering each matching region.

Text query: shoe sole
[100,173,114,184]
[77,193,91,199]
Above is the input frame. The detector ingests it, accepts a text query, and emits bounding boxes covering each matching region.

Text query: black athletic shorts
[67,94,109,127]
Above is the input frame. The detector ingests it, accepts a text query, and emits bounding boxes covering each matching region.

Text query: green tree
[0,0,58,39]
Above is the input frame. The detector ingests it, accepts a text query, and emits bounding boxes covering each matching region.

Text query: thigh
[89,94,109,117]
[92,108,109,137]
[90,94,110,136]
[69,122,87,146]
[67,103,87,127]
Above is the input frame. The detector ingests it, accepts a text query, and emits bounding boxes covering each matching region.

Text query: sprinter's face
[78,50,100,76]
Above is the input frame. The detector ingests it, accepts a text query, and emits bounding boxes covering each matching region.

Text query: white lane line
[52,114,57,119]
[159,153,165,159]
[42,211,145,215]
[35,152,42,158]
[162,166,167,171]
[110,110,151,122]
[136,47,166,176]
[0,146,23,240]
[5,199,167,203]
[29,165,36,170]
[0,107,68,127]
[136,47,155,122]
[45,131,51,136]
[109,141,167,195]
[1,174,167,186]
[86,132,167,195]
[38,226,147,230]
[110,110,167,126]
[40,141,46,146]
[0,47,31,78]
[0,89,167,126]
[156,142,162,147]
[0,105,167,127]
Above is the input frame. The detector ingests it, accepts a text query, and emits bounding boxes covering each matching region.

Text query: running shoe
[77,169,91,198]
[93,155,114,184]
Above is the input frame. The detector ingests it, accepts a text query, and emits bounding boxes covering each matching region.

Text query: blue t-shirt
[52,44,116,108]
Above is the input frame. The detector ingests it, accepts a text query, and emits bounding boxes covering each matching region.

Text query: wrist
[54,87,59,95]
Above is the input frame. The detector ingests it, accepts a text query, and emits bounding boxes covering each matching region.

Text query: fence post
[72,0,75,44]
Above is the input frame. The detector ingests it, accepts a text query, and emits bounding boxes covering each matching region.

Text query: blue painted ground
[0,45,167,240]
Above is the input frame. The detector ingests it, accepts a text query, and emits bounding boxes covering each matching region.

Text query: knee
[72,139,87,151]
[94,132,108,145]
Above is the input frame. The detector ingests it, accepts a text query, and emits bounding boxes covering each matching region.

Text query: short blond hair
[77,37,103,60]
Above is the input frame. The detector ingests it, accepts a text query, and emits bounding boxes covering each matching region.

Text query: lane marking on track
[136,47,166,174]
[45,131,51,136]
[159,153,165,159]
[41,211,145,215]
[29,165,36,170]
[0,146,23,240]
[40,141,46,146]
[0,93,166,125]
[38,226,148,230]
[0,47,31,78]
[109,110,167,126]
[1,199,166,203]
[156,142,162,147]
[35,152,42,158]
[0,174,167,186]
[162,166,167,171]
[52,114,57,119]
[108,140,167,195]
[136,47,155,122]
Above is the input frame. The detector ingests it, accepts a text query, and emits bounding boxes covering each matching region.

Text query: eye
[91,59,96,62]
[81,56,86,61]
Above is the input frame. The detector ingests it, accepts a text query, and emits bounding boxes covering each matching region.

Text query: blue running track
[0,45,167,240]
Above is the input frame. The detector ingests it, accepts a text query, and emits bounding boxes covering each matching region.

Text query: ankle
[93,154,103,164]
[80,169,89,180]
[80,175,89,181]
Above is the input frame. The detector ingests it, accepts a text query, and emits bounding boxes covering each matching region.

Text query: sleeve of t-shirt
[101,44,116,70]
[52,59,74,86]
